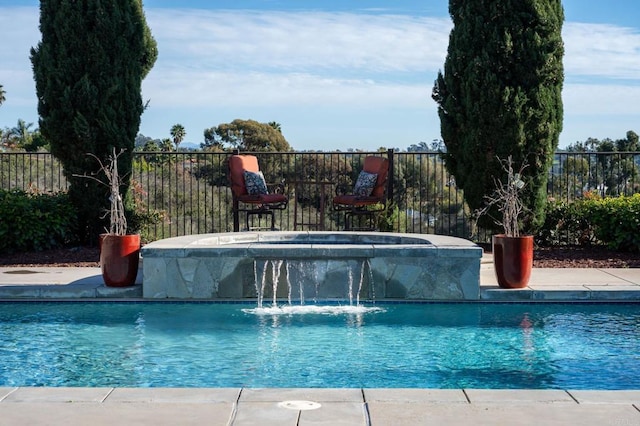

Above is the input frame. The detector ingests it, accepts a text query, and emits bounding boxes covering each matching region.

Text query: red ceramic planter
[492,234,533,289]
[100,234,140,287]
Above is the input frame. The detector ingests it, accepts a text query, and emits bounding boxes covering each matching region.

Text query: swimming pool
[0,302,638,389]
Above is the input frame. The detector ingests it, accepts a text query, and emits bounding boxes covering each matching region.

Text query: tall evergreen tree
[31,0,157,241]
[432,0,564,231]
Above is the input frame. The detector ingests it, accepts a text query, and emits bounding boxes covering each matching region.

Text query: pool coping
[1,259,639,301]
[0,387,638,424]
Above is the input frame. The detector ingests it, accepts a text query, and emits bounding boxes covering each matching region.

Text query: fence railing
[2,151,640,242]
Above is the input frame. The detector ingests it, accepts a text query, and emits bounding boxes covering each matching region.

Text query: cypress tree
[432,0,564,231]
[31,0,157,242]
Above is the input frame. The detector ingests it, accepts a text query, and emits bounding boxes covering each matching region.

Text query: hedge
[0,189,77,254]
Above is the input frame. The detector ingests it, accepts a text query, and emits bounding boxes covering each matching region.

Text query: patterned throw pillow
[353,171,378,197]
[244,170,268,195]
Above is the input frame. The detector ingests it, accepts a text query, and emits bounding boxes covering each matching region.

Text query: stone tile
[531,289,592,300]
[598,268,640,285]
[364,388,468,403]
[3,387,113,402]
[233,401,300,425]
[480,288,533,300]
[239,388,363,403]
[530,269,631,285]
[0,286,42,298]
[464,389,575,403]
[0,267,102,284]
[367,402,640,426]
[96,284,143,298]
[39,284,99,298]
[298,402,366,425]
[583,287,640,300]
[0,387,17,400]
[568,390,640,404]
[0,402,234,426]
[106,387,240,403]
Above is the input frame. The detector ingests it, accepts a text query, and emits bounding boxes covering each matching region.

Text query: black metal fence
[2,150,640,242]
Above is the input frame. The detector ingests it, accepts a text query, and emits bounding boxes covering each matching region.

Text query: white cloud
[147,9,450,73]
[143,69,431,108]
[563,23,640,80]
[563,83,640,115]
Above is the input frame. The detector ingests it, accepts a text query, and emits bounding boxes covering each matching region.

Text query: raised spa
[141,232,483,301]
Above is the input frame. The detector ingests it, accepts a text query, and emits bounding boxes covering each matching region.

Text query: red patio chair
[333,155,390,231]
[229,154,288,231]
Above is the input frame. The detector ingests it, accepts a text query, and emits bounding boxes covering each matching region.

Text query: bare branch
[475,156,528,237]
[73,148,128,235]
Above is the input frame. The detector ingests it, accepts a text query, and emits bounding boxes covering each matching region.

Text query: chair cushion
[229,155,260,196]
[362,156,389,198]
[244,170,268,195]
[333,194,380,207]
[353,171,378,197]
[239,193,287,204]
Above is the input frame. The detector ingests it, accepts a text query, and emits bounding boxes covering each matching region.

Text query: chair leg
[246,210,276,231]
[344,211,376,231]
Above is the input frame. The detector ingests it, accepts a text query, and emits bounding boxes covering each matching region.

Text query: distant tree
[407,142,430,152]
[432,0,564,231]
[0,120,47,151]
[135,134,155,150]
[170,124,186,150]
[30,0,157,241]
[160,138,173,152]
[202,119,291,152]
[564,131,640,196]
[0,84,5,107]
[9,119,34,148]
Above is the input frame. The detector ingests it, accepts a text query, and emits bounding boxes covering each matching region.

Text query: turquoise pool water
[0,302,638,389]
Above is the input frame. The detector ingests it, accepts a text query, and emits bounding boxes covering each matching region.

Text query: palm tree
[9,119,34,149]
[170,124,186,150]
[268,121,282,133]
[0,84,6,107]
[160,138,173,152]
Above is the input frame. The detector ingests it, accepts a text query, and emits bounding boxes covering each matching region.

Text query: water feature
[141,231,482,301]
[252,258,371,307]
[1,302,638,389]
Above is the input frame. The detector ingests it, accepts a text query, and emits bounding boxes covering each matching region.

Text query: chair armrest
[267,180,286,195]
[334,183,351,196]
[334,175,353,196]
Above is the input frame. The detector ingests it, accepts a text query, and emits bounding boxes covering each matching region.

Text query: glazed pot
[492,234,533,289]
[99,234,140,287]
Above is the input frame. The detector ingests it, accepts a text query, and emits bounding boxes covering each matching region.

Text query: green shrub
[538,194,640,252]
[0,189,77,254]
[582,194,640,252]
[537,200,595,247]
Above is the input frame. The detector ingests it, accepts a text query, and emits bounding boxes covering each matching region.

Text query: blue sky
[1,1,639,151]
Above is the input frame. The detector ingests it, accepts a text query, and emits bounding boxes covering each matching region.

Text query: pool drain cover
[278,400,322,410]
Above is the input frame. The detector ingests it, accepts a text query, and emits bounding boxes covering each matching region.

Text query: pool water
[0,302,638,389]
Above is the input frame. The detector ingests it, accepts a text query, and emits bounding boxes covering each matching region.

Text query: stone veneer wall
[141,232,482,301]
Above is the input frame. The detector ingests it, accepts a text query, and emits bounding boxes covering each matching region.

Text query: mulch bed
[0,246,101,267]
[1,244,638,268]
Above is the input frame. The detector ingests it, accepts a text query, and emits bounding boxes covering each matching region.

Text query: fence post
[231,149,240,231]
[386,148,394,204]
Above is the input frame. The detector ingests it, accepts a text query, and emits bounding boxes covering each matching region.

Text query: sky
[1,1,639,151]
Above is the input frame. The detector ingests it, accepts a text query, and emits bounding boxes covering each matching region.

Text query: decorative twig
[475,156,528,237]
[73,147,128,236]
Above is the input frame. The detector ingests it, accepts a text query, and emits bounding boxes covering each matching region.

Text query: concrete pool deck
[0,260,639,424]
